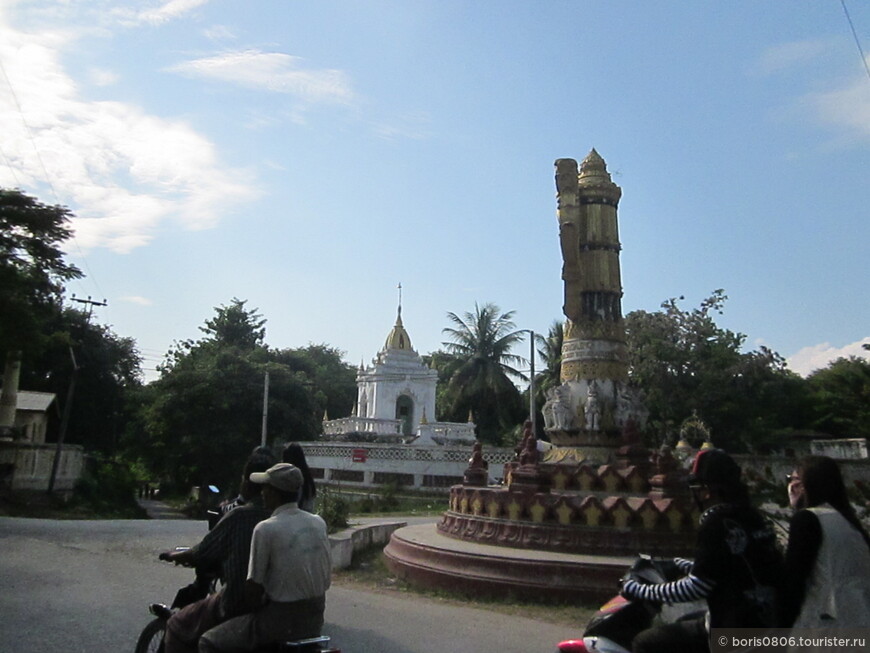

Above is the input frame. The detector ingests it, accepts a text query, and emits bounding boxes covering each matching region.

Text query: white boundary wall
[299,442,515,492]
[0,442,84,492]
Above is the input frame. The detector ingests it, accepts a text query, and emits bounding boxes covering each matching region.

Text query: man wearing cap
[161,449,276,653]
[621,449,784,653]
[199,463,332,653]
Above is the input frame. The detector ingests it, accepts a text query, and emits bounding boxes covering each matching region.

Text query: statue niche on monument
[542,383,577,432]
[584,382,602,431]
[615,382,648,431]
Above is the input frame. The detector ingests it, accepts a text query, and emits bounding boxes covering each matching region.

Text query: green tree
[422,349,462,421]
[440,302,527,444]
[200,297,266,349]
[132,300,352,493]
[21,304,142,453]
[806,356,870,439]
[521,320,564,439]
[272,344,357,421]
[0,189,82,428]
[535,321,563,394]
[625,290,808,451]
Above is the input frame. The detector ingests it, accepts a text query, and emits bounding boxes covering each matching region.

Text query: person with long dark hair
[780,455,870,627]
[282,442,317,513]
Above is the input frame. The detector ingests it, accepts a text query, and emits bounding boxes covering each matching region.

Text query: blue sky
[1,0,868,383]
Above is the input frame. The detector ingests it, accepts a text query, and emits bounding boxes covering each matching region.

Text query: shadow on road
[326,622,415,653]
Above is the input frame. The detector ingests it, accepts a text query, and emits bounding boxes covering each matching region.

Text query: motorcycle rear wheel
[135,617,166,653]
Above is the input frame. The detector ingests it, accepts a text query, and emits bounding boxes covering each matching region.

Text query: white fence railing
[322,416,403,436]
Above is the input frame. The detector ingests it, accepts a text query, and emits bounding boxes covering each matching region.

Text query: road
[0,517,578,653]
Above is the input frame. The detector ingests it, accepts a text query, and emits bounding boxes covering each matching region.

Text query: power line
[0,55,59,203]
[0,49,105,303]
[841,0,870,84]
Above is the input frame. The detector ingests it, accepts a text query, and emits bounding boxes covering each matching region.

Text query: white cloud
[755,39,831,76]
[372,111,432,141]
[756,39,870,143]
[786,337,870,377]
[807,66,870,141]
[0,13,258,253]
[120,295,153,306]
[112,0,211,27]
[166,50,355,105]
[88,67,119,87]
[203,24,236,42]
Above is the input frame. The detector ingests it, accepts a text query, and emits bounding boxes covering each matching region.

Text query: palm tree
[441,302,527,443]
[535,320,564,401]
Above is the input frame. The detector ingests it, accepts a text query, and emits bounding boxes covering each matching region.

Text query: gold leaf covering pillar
[546,149,637,454]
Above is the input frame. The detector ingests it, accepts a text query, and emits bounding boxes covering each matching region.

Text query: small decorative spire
[577,147,621,202]
[579,147,611,181]
[384,283,413,350]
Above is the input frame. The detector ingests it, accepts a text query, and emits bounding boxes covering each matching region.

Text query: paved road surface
[0,517,578,653]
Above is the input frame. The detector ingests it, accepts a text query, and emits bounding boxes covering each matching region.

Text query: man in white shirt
[199,463,332,652]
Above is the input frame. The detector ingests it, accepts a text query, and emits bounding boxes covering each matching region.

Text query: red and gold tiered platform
[384,438,698,603]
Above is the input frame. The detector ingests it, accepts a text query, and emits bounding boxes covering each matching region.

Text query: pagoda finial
[384,283,413,351]
[397,282,403,324]
[579,148,610,180]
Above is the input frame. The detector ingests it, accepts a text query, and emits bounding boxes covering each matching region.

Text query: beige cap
[249,463,303,494]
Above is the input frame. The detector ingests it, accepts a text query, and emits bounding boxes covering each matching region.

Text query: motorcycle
[135,547,340,653]
[557,555,706,653]
[136,505,339,653]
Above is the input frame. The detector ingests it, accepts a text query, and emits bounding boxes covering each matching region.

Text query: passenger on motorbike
[620,449,784,653]
[780,455,870,628]
[160,449,276,653]
[199,463,332,653]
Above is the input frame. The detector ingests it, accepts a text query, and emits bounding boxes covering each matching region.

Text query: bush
[317,486,349,532]
[73,456,146,518]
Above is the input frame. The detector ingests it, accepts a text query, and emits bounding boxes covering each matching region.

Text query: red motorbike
[557,555,706,653]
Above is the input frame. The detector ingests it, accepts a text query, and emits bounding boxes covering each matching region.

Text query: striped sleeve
[674,557,694,573]
[622,574,714,604]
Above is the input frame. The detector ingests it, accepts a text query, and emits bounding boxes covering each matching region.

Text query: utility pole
[48,295,107,494]
[70,294,107,318]
[526,330,536,438]
[260,370,270,448]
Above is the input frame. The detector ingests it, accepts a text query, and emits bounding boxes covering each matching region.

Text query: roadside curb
[329,520,407,570]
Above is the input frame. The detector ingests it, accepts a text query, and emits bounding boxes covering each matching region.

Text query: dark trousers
[164,592,223,653]
[632,616,709,653]
[198,595,326,653]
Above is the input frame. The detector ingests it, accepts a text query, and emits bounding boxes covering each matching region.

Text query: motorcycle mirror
[207,485,219,493]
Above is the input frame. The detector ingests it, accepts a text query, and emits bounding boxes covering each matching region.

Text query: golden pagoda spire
[384,282,413,350]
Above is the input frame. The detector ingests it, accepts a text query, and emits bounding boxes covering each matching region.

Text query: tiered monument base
[384,521,636,603]
[384,452,698,603]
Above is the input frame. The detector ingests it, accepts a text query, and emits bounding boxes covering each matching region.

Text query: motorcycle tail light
[558,640,589,653]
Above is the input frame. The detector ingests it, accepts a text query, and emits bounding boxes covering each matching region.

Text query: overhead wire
[840,0,870,84]
[0,56,60,203]
[0,46,106,305]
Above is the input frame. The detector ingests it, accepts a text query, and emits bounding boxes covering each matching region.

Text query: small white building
[316,304,483,490]
[12,391,55,444]
[356,307,438,437]
[0,390,83,493]
[323,306,476,445]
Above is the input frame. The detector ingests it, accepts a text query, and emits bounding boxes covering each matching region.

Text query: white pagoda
[322,304,475,445]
